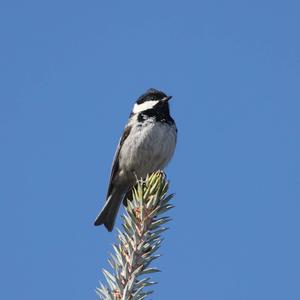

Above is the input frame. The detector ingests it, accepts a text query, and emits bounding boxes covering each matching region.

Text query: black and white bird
[94,88,177,231]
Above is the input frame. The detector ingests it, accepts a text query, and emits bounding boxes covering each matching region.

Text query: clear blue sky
[1,0,300,299]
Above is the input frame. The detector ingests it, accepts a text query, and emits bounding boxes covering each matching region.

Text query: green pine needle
[96,171,174,300]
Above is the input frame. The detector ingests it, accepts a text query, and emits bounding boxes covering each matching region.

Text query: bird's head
[132,88,172,115]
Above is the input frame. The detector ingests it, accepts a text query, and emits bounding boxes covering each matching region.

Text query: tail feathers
[94,190,123,231]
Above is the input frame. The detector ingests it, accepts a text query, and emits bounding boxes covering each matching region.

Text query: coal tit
[94,88,177,231]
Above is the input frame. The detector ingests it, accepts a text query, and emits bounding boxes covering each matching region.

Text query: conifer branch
[96,172,174,300]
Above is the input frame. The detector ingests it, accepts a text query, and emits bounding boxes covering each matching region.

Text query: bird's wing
[106,124,132,197]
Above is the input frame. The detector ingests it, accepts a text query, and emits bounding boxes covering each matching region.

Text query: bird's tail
[94,189,124,231]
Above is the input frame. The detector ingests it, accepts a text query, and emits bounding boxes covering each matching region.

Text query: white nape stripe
[133,101,159,114]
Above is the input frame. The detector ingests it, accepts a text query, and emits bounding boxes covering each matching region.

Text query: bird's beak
[163,96,172,102]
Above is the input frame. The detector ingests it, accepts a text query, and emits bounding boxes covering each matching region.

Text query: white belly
[119,118,177,179]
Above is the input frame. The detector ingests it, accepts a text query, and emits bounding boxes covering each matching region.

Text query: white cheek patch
[133,101,158,114]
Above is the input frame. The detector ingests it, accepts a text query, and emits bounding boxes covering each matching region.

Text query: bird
[94,88,177,231]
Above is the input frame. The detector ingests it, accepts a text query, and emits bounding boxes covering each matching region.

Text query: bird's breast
[119,118,176,178]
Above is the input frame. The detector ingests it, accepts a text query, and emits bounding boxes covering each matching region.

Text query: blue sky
[1,0,300,299]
